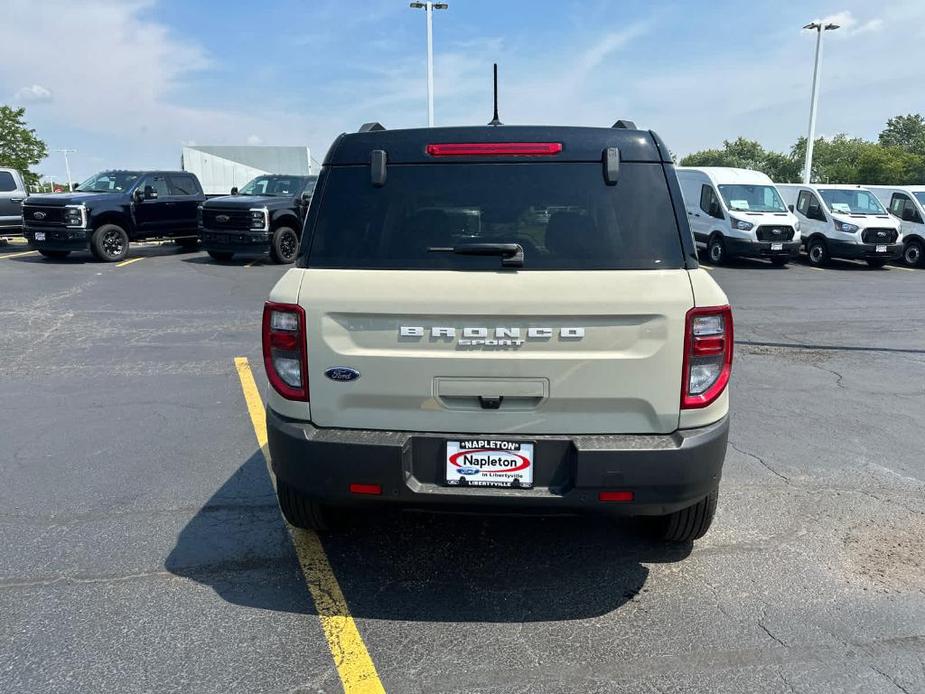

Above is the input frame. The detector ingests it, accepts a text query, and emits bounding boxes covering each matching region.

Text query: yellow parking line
[234,357,385,694]
[0,250,38,259]
[115,257,144,268]
[245,259,261,267]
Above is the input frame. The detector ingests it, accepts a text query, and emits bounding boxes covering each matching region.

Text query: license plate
[446,440,534,489]
[770,242,783,251]
[876,244,887,253]
[34,232,45,241]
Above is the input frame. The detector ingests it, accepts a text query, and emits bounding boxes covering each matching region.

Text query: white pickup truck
[0,167,27,236]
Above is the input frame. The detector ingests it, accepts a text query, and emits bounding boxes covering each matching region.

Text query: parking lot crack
[870,665,913,694]
[757,620,789,648]
[728,441,790,483]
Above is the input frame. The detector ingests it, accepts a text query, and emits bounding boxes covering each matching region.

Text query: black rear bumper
[267,409,728,516]
[199,228,271,254]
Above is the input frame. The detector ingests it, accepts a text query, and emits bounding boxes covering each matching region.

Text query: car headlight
[729,216,754,231]
[64,205,85,227]
[249,208,268,230]
[834,220,859,233]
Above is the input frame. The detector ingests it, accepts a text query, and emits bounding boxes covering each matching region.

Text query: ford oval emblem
[33,211,46,220]
[215,214,230,223]
[325,367,360,382]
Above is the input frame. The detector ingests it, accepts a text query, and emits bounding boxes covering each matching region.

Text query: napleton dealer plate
[445,440,534,489]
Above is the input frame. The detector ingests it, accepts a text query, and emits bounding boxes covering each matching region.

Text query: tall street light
[54,148,77,191]
[409,2,448,127]
[802,21,839,183]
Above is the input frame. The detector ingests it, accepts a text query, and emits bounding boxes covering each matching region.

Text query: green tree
[680,137,801,182]
[878,113,925,155]
[791,134,925,184]
[0,106,47,187]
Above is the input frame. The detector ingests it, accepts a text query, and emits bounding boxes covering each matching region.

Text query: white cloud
[14,84,53,103]
[818,10,885,37]
[246,134,264,146]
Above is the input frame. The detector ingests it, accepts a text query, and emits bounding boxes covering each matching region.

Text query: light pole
[409,2,448,127]
[802,21,839,183]
[54,148,77,191]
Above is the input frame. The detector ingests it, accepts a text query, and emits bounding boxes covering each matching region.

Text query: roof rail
[611,120,637,129]
[358,122,386,133]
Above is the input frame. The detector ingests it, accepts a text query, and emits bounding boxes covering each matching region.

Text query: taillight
[681,305,733,409]
[262,302,308,401]
[425,142,563,157]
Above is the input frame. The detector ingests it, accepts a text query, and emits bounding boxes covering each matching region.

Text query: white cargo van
[866,186,925,267]
[676,167,800,266]
[777,184,902,268]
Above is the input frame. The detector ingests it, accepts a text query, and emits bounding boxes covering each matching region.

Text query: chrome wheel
[808,243,825,265]
[279,230,297,260]
[905,242,922,267]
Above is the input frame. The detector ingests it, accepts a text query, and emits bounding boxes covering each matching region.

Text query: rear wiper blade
[428,242,524,267]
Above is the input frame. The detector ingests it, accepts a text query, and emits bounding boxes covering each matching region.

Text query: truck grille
[201,208,252,231]
[22,206,66,227]
[861,228,897,243]
[755,225,794,241]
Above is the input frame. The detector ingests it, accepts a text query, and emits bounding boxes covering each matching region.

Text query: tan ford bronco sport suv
[262,121,732,542]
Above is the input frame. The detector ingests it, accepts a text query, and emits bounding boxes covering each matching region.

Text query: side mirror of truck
[133,188,144,203]
[144,185,158,200]
[231,187,238,195]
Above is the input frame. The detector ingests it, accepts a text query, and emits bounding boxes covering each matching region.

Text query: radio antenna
[488,63,503,126]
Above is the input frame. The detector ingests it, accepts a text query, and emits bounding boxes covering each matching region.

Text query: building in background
[180,145,312,195]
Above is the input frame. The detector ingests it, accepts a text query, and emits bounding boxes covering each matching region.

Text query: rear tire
[207,250,233,262]
[38,250,70,258]
[770,256,789,267]
[91,224,129,262]
[707,235,726,265]
[903,239,923,267]
[270,226,299,264]
[806,238,829,267]
[651,489,718,543]
[276,479,335,531]
[866,258,887,268]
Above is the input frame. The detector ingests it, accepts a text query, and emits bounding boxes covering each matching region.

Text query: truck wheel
[866,258,887,268]
[707,235,726,265]
[276,479,335,531]
[652,489,718,543]
[38,250,70,259]
[903,239,923,267]
[91,224,129,262]
[770,256,789,267]
[207,250,233,262]
[270,226,299,264]
[806,238,828,267]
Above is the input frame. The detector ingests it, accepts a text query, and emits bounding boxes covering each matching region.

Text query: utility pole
[409,2,448,126]
[54,149,77,191]
[802,21,839,183]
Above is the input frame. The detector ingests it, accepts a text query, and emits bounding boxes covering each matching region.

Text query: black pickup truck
[199,174,317,263]
[23,170,205,261]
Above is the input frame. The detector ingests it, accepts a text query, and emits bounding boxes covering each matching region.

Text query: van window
[890,193,922,223]
[796,190,826,221]
[0,171,17,192]
[699,185,722,218]
[718,184,787,213]
[818,189,885,215]
[141,175,170,198]
[305,162,685,270]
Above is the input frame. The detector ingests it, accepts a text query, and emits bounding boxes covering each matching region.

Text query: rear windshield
[303,163,684,270]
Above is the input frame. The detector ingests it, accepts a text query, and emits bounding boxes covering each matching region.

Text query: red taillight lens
[599,490,634,502]
[262,301,308,401]
[681,305,733,409]
[349,483,382,496]
[425,142,563,157]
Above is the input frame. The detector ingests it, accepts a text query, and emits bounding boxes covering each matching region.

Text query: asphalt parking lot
[1,242,923,694]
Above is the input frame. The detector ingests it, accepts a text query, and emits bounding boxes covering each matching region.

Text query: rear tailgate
[300,268,693,435]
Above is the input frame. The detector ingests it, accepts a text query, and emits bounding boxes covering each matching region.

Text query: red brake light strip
[426,142,563,157]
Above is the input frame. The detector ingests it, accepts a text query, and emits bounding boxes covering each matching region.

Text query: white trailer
[181,145,312,196]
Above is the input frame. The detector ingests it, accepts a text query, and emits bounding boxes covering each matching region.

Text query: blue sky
[2,0,921,183]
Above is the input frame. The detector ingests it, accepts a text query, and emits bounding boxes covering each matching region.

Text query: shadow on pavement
[167,452,691,622]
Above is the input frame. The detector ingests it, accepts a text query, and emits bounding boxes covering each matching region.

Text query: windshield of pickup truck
[78,171,141,193]
[239,175,312,196]
[717,184,787,213]
[304,162,685,270]
[819,188,886,215]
